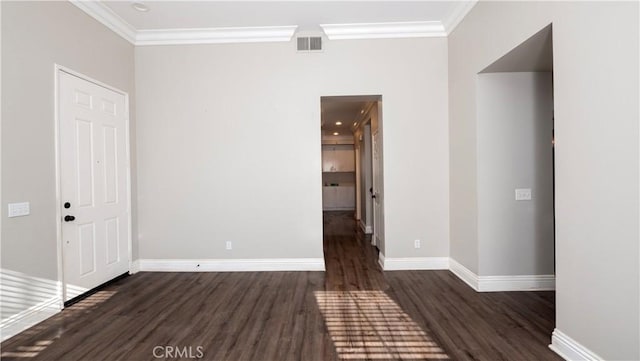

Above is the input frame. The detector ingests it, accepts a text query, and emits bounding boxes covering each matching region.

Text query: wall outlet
[414,239,421,249]
[8,202,30,217]
[515,188,532,201]
[225,241,232,250]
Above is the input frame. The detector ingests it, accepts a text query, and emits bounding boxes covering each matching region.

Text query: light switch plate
[515,189,532,201]
[8,202,30,217]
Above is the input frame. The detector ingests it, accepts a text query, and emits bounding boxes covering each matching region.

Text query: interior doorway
[320,95,384,262]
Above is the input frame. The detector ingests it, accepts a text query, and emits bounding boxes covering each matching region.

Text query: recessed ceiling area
[104,1,462,31]
[321,96,378,136]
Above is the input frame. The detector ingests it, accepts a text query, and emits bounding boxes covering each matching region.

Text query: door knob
[64,215,75,222]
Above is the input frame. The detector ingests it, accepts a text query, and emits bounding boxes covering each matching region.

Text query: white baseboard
[378,252,385,270]
[550,329,603,360]
[381,257,449,271]
[359,220,373,234]
[0,296,61,342]
[138,258,326,272]
[449,258,555,292]
[129,259,140,274]
[478,274,555,292]
[323,207,356,211]
[139,256,553,290]
[449,258,480,290]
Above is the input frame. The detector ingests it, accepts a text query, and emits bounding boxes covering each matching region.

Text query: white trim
[359,220,373,234]
[550,329,604,361]
[138,259,325,272]
[69,0,136,44]
[68,1,297,46]
[378,252,385,270]
[0,297,61,342]
[54,65,132,303]
[449,258,480,291]
[53,65,66,304]
[125,92,133,282]
[69,1,476,44]
[136,26,298,46]
[381,257,449,271]
[441,0,478,35]
[324,207,356,212]
[130,260,140,274]
[478,274,555,292]
[449,258,555,292]
[55,65,130,97]
[321,21,446,40]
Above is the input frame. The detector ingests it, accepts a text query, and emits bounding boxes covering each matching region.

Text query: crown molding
[70,0,474,45]
[442,0,478,35]
[135,26,298,46]
[320,21,446,40]
[69,0,137,44]
[69,1,296,45]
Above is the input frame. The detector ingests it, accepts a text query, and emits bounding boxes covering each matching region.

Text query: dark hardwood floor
[1,211,560,361]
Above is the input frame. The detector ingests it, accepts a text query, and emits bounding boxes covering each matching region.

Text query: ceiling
[73,1,477,46]
[321,96,378,136]
[104,1,465,31]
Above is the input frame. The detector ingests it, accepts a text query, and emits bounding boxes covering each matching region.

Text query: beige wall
[477,72,555,276]
[1,1,135,318]
[449,1,639,359]
[135,37,449,261]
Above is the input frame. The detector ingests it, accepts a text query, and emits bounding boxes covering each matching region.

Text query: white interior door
[362,124,373,235]
[372,129,384,249]
[59,71,129,301]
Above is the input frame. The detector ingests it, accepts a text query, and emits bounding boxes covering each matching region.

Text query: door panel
[103,125,118,204]
[105,217,119,265]
[78,223,96,276]
[76,119,94,207]
[59,71,129,301]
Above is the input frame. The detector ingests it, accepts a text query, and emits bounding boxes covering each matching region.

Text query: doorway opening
[476,25,555,285]
[320,95,384,286]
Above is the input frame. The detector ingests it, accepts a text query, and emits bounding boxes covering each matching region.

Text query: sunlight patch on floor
[0,340,53,358]
[1,290,116,358]
[315,291,449,360]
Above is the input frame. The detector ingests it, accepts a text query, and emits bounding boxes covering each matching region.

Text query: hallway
[322,211,387,291]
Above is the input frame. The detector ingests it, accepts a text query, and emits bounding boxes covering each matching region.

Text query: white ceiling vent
[297,36,322,52]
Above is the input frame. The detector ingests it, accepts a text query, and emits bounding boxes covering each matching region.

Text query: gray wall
[1,1,135,319]
[135,37,450,261]
[477,72,554,276]
[449,1,638,359]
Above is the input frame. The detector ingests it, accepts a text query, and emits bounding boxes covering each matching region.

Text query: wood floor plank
[1,211,560,361]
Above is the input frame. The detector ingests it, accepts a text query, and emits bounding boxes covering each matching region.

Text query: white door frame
[53,64,132,306]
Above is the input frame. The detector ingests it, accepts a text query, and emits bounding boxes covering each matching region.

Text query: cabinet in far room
[322,143,356,211]
[322,185,356,211]
[322,144,355,172]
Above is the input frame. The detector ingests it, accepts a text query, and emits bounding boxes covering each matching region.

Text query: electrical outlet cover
[515,188,532,201]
